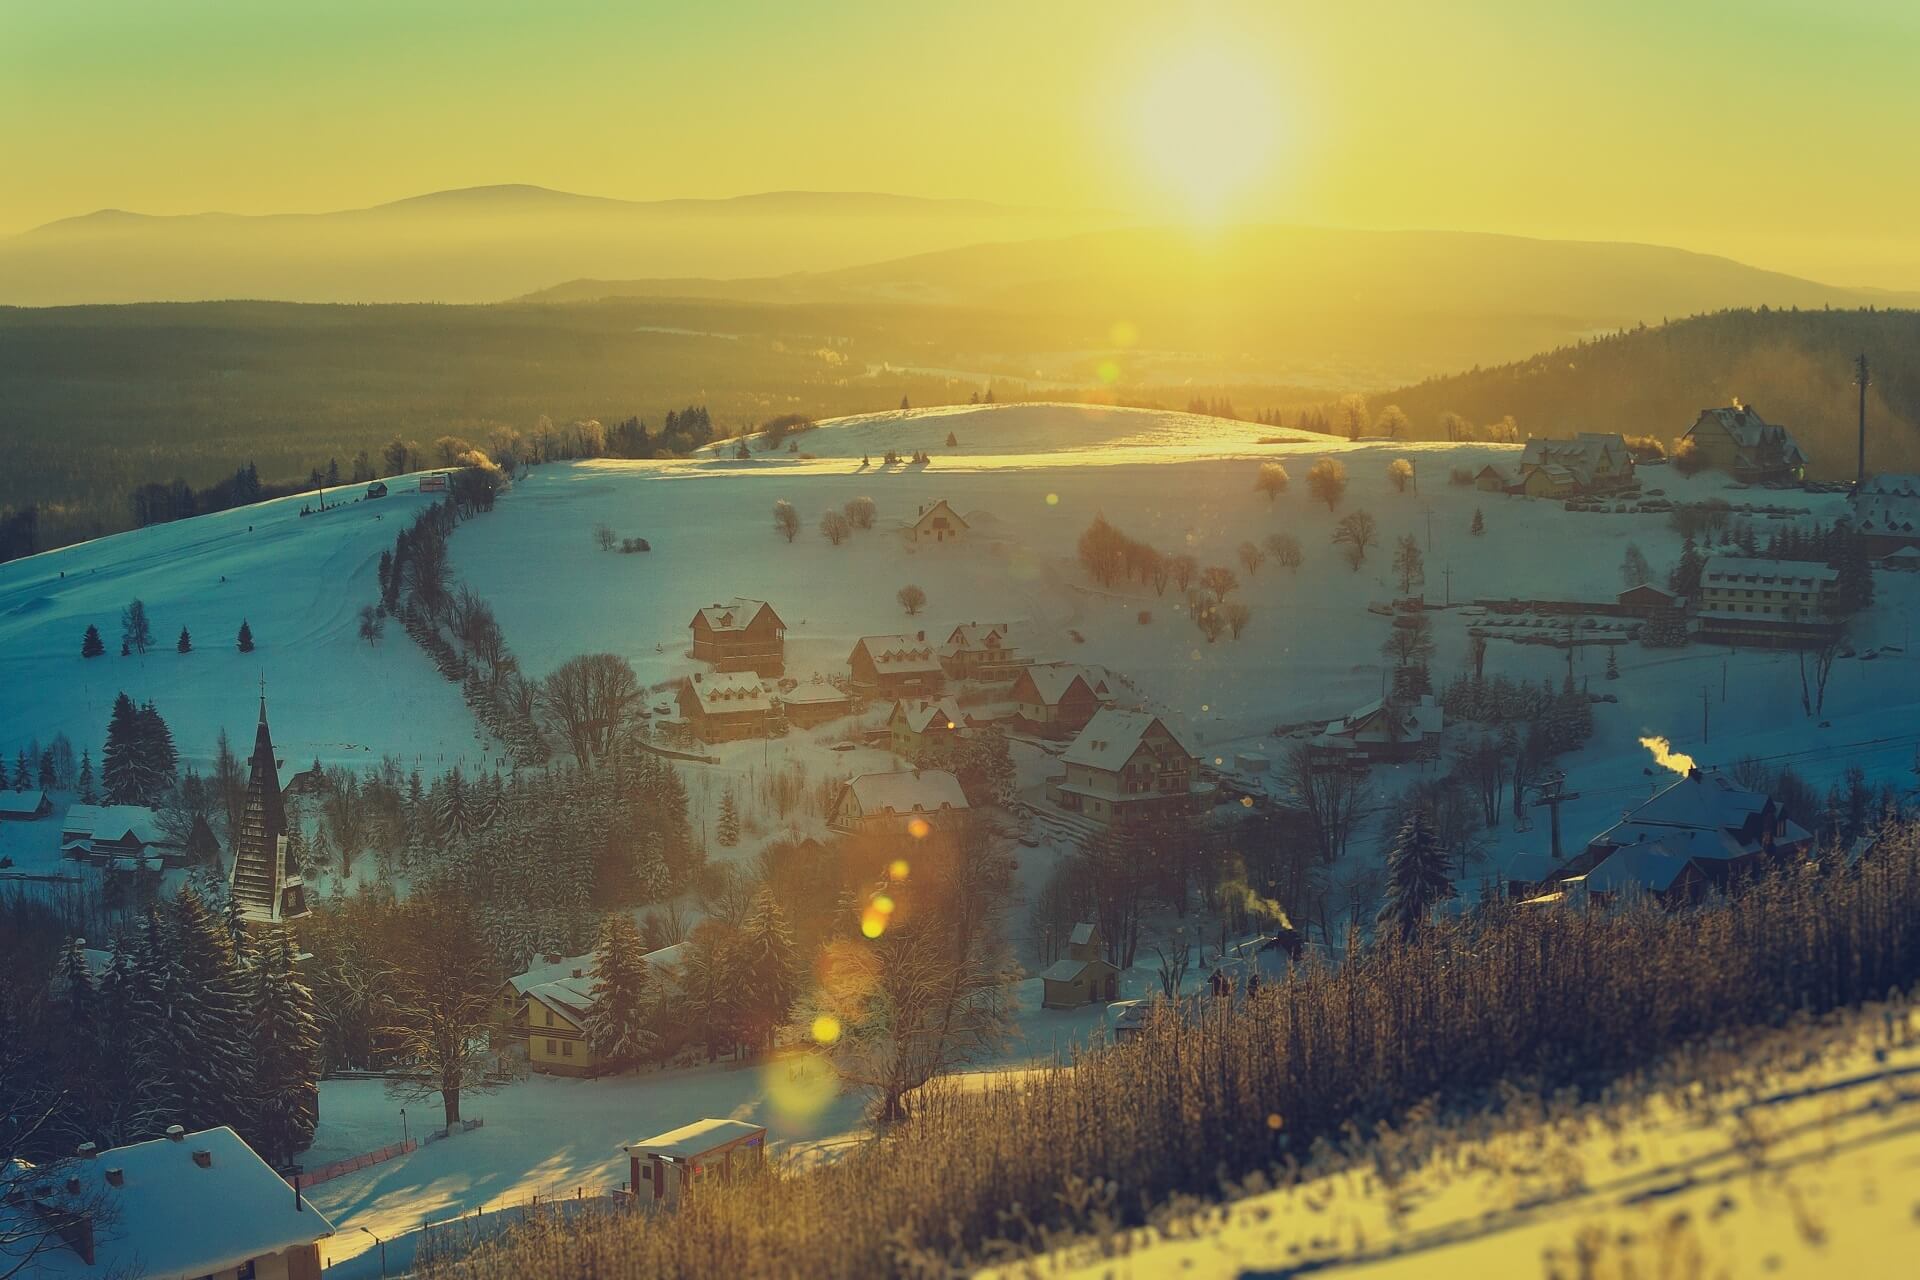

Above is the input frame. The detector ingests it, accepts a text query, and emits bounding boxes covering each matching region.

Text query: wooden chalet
[829,770,970,846]
[779,682,855,728]
[676,671,777,743]
[1849,473,1920,558]
[1310,694,1444,765]
[60,804,182,872]
[1048,709,1209,827]
[690,599,786,675]
[888,697,968,762]
[1616,582,1681,616]
[0,788,52,821]
[1009,663,1114,734]
[847,632,945,697]
[939,621,1026,679]
[1678,404,1808,483]
[1040,922,1119,1009]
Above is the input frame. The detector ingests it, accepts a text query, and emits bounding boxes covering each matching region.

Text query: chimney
[543,952,562,966]
[65,1176,81,1195]
[104,1168,123,1188]
[1687,767,1703,782]
[915,630,925,642]
[191,1149,212,1168]
[75,1142,97,1159]
[165,1125,185,1142]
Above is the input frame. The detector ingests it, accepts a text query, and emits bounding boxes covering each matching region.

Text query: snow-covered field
[8,400,1920,1264]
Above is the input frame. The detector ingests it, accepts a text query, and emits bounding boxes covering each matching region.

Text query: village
[5,394,1920,1275]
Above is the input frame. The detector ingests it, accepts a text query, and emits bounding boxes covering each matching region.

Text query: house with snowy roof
[847,632,945,697]
[3,1124,333,1278]
[1678,403,1808,483]
[508,945,686,1071]
[1848,472,1920,559]
[888,697,969,762]
[1517,433,1635,494]
[1695,555,1839,648]
[939,621,1027,680]
[908,499,968,545]
[1040,921,1119,1009]
[1010,662,1116,733]
[689,599,786,675]
[1550,766,1813,900]
[1048,709,1209,827]
[778,681,855,728]
[59,803,182,871]
[0,788,52,821]
[676,671,776,742]
[1474,463,1514,493]
[1311,694,1444,765]
[829,769,970,844]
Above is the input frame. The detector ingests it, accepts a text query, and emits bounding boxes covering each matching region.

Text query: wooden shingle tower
[228,693,309,924]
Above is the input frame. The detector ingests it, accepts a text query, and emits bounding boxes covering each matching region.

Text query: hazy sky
[6,0,1919,283]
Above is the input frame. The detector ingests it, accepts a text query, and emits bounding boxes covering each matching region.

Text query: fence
[291,1138,416,1190]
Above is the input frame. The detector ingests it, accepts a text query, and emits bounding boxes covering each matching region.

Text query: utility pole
[1442,564,1454,607]
[1855,352,1871,488]
[1423,505,1434,551]
[1701,685,1710,743]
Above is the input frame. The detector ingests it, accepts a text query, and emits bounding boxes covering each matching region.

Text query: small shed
[365,481,388,499]
[1474,464,1511,493]
[0,789,52,822]
[1041,956,1120,1008]
[624,1119,766,1207]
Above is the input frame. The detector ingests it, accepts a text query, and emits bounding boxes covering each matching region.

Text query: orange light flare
[906,817,931,840]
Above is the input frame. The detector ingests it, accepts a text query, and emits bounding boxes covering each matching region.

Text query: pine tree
[1378,810,1451,941]
[166,888,254,1131]
[133,701,179,804]
[102,692,142,804]
[38,748,55,791]
[1606,646,1620,680]
[10,750,26,790]
[737,886,800,1052]
[716,789,740,847]
[584,914,656,1071]
[176,626,193,654]
[248,929,320,1166]
[81,623,105,658]
[123,913,182,1136]
[1668,535,1706,599]
[237,619,255,653]
[1470,508,1485,536]
[77,748,96,802]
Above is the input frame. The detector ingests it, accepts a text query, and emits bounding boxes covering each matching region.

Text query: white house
[1047,709,1209,827]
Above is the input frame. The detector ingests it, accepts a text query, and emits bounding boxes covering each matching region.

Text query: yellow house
[1040,922,1120,1008]
[525,974,596,1076]
[888,697,967,761]
[909,499,968,544]
[1521,464,1579,499]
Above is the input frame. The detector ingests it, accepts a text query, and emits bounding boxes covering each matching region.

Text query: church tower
[228,694,309,924]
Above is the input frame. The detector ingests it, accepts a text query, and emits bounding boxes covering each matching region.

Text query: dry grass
[431,826,1920,1278]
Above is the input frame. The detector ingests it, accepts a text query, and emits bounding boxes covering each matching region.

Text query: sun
[1133,47,1283,224]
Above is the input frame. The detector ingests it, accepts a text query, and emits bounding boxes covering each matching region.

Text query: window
[546,1038,557,1055]
[562,1039,574,1057]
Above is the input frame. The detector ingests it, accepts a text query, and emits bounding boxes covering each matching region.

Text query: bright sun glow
[1134,47,1282,223]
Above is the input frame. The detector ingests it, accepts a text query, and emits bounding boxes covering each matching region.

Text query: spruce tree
[10,750,26,790]
[585,914,656,1071]
[737,885,800,1052]
[102,692,142,804]
[237,619,255,652]
[1378,809,1451,941]
[124,912,182,1135]
[1470,508,1485,536]
[81,623,105,658]
[1606,646,1620,680]
[77,748,96,802]
[166,888,254,1131]
[131,701,179,804]
[248,929,320,1166]
[177,626,192,653]
[717,789,740,847]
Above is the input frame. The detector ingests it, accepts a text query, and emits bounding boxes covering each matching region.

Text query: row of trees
[80,603,253,660]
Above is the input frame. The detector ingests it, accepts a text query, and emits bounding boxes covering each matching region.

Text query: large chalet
[1048,709,1208,827]
[1678,404,1808,484]
[61,804,183,872]
[1695,555,1839,648]
[1530,767,1813,905]
[676,671,776,743]
[829,770,970,845]
[1848,473,1920,558]
[847,632,945,697]
[690,599,786,675]
[1310,694,1444,765]
[1009,663,1114,734]
[939,621,1026,680]
[1516,433,1635,496]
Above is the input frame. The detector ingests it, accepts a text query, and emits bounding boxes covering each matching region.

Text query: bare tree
[1237,541,1267,576]
[593,522,616,552]
[1222,601,1252,638]
[1308,457,1348,509]
[1199,565,1240,599]
[1621,542,1652,588]
[381,893,507,1129]
[1383,612,1435,668]
[1335,394,1370,440]
[1265,532,1303,572]
[121,598,152,655]
[540,653,639,767]
[1388,457,1415,493]
[897,584,927,616]
[1169,553,1199,592]
[773,499,800,543]
[1333,511,1379,569]
[1255,461,1290,502]
[819,511,852,545]
[1281,741,1374,865]
[844,497,877,530]
[356,604,385,647]
[1392,534,1425,595]
[1375,406,1410,439]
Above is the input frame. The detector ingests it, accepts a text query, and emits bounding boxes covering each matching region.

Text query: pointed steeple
[229,694,307,925]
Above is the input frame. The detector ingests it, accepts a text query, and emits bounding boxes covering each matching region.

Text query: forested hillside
[1371,308,1920,477]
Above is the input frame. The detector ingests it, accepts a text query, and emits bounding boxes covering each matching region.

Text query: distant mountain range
[0,186,1129,306]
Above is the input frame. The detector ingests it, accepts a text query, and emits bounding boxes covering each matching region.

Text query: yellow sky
[4,1,1920,284]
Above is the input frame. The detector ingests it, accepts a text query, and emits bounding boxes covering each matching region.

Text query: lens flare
[811,1014,842,1045]
[763,1047,840,1123]
[907,817,931,840]
[888,858,911,880]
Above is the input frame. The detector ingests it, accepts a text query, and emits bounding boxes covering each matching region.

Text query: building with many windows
[1048,709,1210,827]
[1695,555,1839,647]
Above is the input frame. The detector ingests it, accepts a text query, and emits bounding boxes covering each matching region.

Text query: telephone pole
[1529,773,1580,859]
[1855,352,1871,488]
